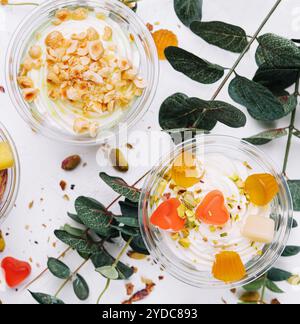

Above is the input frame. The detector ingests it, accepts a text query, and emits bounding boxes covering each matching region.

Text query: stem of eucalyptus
[259,274,268,304]
[282,75,300,174]
[210,0,283,101]
[54,259,89,298]
[96,237,133,304]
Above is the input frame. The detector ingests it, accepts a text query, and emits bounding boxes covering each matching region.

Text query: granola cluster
[18,8,146,137]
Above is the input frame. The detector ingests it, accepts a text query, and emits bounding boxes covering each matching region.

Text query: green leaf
[165,46,225,84]
[62,224,85,238]
[288,180,300,211]
[242,278,265,291]
[267,268,292,282]
[91,250,134,280]
[122,230,149,255]
[29,291,65,304]
[159,93,246,131]
[54,230,98,255]
[113,216,139,228]
[75,197,113,236]
[229,76,286,121]
[278,94,297,116]
[119,199,139,218]
[47,258,71,279]
[266,280,284,293]
[256,33,300,68]
[67,212,84,225]
[73,274,89,301]
[243,128,288,145]
[96,266,119,280]
[293,129,300,138]
[253,67,299,93]
[111,224,139,236]
[282,246,300,257]
[100,173,141,203]
[190,21,248,53]
[292,219,298,228]
[174,0,203,27]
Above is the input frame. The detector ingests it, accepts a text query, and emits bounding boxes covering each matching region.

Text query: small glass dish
[139,135,293,289]
[0,122,20,225]
[6,0,159,146]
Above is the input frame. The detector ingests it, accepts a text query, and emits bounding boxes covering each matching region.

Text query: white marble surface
[0,0,300,304]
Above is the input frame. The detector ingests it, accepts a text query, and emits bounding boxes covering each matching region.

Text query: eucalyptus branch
[54,259,89,298]
[210,0,283,101]
[282,74,300,174]
[96,237,133,304]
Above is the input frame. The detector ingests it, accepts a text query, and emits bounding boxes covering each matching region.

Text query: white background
[0,0,300,304]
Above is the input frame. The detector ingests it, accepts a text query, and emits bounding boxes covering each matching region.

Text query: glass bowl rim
[139,134,293,289]
[0,122,20,225]
[5,0,159,146]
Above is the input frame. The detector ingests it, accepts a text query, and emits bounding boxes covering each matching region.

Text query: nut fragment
[22,88,39,102]
[71,8,88,20]
[45,31,64,49]
[55,9,71,21]
[103,26,113,41]
[0,230,6,253]
[110,148,129,172]
[61,155,81,171]
[239,291,260,303]
[29,45,42,59]
[88,41,104,61]
[87,27,100,41]
[73,118,90,134]
[17,76,34,89]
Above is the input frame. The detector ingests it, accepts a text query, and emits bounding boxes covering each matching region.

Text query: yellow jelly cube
[241,215,275,244]
[0,142,14,171]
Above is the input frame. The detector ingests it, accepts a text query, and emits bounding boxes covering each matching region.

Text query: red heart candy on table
[150,198,185,231]
[1,257,31,288]
[196,190,230,226]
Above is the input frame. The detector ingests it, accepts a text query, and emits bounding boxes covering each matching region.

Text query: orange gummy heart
[1,257,31,288]
[150,198,185,231]
[171,151,202,189]
[196,190,230,226]
[245,173,279,206]
[212,251,246,283]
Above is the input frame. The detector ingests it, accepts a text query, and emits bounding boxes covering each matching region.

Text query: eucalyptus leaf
[256,33,300,68]
[96,266,119,280]
[63,224,85,238]
[73,274,89,301]
[242,278,265,291]
[253,67,299,93]
[29,291,65,304]
[47,258,71,279]
[278,94,298,116]
[190,21,248,53]
[267,268,292,282]
[122,231,149,255]
[67,212,84,225]
[292,219,298,228]
[174,0,203,27]
[282,246,300,257]
[159,93,246,131]
[100,172,141,203]
[110,224,139,236]
[165,46,225,84]
[293,129,300,138]
[91,250,134,280]
[229,76,286,121]
[75,197,113,236]
[266,280,284,293]
[288,180,300,211]
[54,230,98,255]
[113,216,139,228]
[243,128,288,145]
[119,199,139,218]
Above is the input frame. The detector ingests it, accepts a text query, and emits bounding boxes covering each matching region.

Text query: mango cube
[0,142,14,171]
[241,215,275,244]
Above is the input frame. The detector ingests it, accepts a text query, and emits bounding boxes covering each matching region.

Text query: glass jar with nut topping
[6,0,159,145]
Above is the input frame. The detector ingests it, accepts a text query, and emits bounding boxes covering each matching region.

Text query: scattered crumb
[125,283,134,296]
[63,194,70,201]
[28,201,34,209]
[146,23,154,32]
[59,180,67,191]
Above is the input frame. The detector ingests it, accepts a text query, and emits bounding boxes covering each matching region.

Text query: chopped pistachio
[171,232,180,241]
[181,228,190,238]
[178,238,191,249]
[209,226,216,233]
[220,233,228,238]
[155,179,168,197]
[288,275,300,286]
[177,204,187,219]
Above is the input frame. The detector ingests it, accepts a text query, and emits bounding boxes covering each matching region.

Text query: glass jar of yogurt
[6,0,159,145]
[139,135,293,289]
[0,122,20,225]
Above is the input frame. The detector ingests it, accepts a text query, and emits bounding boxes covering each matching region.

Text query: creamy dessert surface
[18,8,145,138]
[150,152,275,274]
